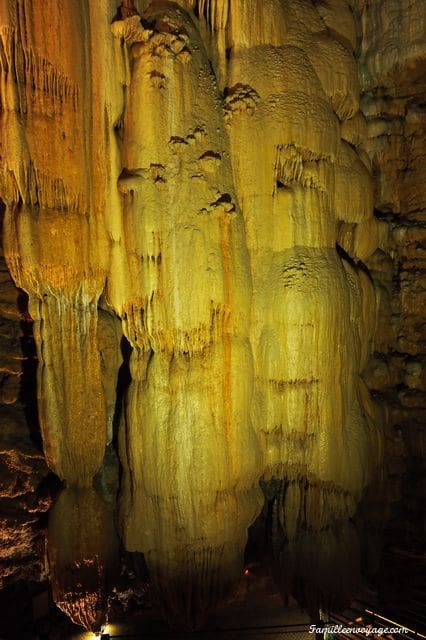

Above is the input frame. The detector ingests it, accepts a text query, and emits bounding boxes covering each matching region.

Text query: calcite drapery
[0,0,124,485]
[0,0,123,627]
[110,4,263,620]
[218,0,382,609]
[0,0,384,627]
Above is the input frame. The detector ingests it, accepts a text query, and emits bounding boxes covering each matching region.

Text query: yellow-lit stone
[0,0,388,627]
[48,488,118,631]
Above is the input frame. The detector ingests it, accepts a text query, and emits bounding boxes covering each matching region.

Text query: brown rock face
[0,203,50,590]
[360,0,426,557]
[0,0,423,631]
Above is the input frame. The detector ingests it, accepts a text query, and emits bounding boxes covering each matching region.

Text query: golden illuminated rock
[48,488,118,631]
[111,4,262,621]
[0,0,124,485]
[0,0,392,628]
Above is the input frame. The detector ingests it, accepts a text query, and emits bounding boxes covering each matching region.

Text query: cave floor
[22,548,426,640]
[67,586,313,640]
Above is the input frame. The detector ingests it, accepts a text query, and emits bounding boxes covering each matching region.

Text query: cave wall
[0,0,424,631]
[360,0,426,549]
[0,200,50,590]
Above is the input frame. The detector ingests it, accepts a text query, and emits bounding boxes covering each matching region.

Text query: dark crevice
[276,179,292,192]
[336,240,356,265]
[110,333,133,506]
[18,290,43,450]
[94,332,132,507]
[193,3,201,19]
[112,334,132,452]
[335,241,372,279]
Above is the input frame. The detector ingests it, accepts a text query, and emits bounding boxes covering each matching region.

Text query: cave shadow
[111,334,133,453]
[17,289,43,450]
[0,199,43,451]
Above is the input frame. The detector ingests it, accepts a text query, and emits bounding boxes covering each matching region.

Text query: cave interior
[0,0,425,638]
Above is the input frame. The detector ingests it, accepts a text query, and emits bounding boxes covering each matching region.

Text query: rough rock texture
[0,0,424,632]
[0,202,51,589]
[112,4,263,624]
[0,0,123,487]
[112,0,383,620]
[48,488,118,631]
[359,0,426,552]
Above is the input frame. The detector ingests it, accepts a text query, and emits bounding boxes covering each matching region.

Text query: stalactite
[0,0,124,627]
[0,0,388,628]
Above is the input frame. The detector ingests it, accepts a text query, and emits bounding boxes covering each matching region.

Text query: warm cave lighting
[1,0,423,637]
[93,626,110,640]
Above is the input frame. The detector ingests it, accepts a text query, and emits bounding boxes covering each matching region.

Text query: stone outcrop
[0,202,50,590]
[360,0,426,553]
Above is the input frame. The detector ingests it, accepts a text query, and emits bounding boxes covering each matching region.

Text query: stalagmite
[223,0,382,610]
[48,488,118,631]
[0,0,124,627]
[0,0,387,628]
[110,3,262,622]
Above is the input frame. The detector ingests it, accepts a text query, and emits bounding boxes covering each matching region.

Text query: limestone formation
[48,488,118,631]
[2,0,423,632]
